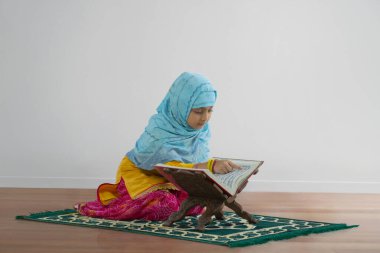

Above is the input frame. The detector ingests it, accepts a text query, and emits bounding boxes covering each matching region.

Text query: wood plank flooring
[1,188,379,253]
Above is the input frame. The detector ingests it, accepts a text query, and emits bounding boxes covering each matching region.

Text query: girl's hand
[213,160,241,174]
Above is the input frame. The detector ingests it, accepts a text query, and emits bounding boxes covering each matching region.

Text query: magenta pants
[77,179,204,221]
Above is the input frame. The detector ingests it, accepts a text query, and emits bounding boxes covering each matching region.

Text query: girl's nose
[202,112,209,121]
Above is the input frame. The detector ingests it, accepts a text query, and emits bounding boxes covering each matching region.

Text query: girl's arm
[165,161,210,171]
[165,161,194,168]
[195,160,241,174]
[166,160,241,174]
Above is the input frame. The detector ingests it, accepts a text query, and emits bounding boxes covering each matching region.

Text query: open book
[154,158,264,197]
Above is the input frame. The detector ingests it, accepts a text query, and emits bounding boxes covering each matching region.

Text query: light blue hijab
[126,72,217,170]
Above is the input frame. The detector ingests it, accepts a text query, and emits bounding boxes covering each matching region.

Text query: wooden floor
[1,188,379,253]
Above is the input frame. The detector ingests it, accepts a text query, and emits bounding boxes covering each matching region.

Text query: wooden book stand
[163,168,259,231]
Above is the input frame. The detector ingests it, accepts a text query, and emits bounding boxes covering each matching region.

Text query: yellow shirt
[97,156,194,205]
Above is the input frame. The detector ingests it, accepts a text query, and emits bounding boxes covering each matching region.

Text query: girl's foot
[73,202,84,212]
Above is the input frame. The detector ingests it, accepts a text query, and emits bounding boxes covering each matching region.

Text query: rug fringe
[227,223,359,247]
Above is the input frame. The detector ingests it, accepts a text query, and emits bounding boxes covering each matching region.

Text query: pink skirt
[76,179,204,221]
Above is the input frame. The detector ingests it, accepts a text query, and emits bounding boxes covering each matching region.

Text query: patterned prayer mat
[16,209,357,247]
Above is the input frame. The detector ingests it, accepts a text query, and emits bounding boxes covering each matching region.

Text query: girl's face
[187,106,213,129]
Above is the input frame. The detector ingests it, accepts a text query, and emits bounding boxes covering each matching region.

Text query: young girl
[75,72,240,221]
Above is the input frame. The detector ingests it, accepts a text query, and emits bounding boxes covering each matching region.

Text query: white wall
[1,0,379,193]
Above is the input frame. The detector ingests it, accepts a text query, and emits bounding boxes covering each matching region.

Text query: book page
[213,160,262,194]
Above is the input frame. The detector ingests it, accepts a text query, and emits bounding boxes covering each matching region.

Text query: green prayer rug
[16,209,357,247]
